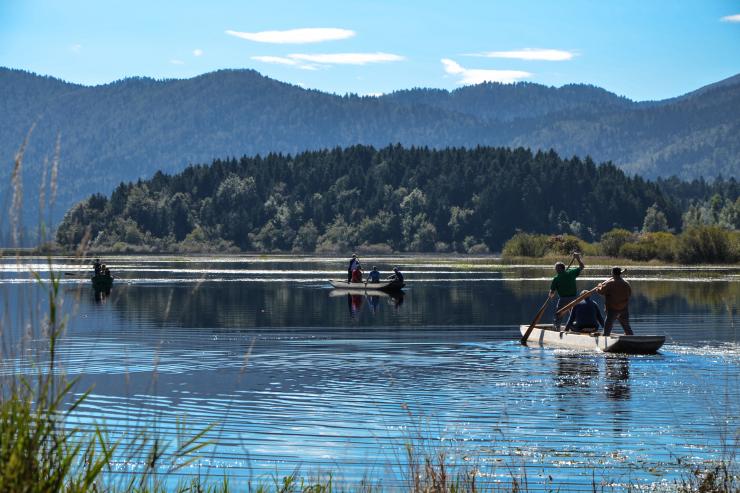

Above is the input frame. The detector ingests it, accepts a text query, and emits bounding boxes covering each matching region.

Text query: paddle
[520,296,551,344]
[520,252,579,345]
[555,268,627,318]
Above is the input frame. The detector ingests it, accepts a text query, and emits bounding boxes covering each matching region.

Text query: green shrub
[502,232,550,257]
[619,241,657,261]
[619,232,678,262]
[600,228,636,257]
[676,226,739,264]
[546,234,584,255]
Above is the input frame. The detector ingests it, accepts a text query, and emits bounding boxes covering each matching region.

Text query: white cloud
[226,27,355,44]
[193,48,204,56]
[251,55,319,70]
[441,58,531,85]
[287,52,404,65]
[720,14,740,22]
[170,59,185,65]
[70,43,82,53]
[471,48,575,61]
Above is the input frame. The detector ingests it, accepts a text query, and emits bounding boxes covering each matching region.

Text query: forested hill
[2,67,739,243]
[56,144,736,253]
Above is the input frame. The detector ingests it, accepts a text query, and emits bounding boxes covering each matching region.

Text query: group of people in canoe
[549,252,633,336]
[347,254,404,284]
[93,258,112,278]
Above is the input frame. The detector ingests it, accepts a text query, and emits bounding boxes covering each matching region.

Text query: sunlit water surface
[1,255,738,491]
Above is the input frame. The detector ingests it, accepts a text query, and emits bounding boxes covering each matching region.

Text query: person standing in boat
[347,254,360,282]
[597,267,634,336]
[564,289,604,333]
[549,252,584,330]
[93,258,102,276]
[366,266,381,284]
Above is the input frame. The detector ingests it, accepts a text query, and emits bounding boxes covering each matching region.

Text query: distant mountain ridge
[1,67,739,242]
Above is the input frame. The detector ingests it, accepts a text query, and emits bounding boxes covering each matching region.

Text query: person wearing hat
[597,267,634,336]
[564,289,604,333]
[387,267,404,283]
[347,254,360,283]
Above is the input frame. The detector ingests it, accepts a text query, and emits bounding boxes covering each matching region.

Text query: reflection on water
[605,356,631,401]
[0,256,737,490]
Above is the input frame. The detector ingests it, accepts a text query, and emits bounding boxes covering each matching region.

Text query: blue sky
[1,0,739,100]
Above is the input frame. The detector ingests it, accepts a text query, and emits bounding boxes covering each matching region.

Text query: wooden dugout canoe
[328,279,405,292]
[520,324,665,354]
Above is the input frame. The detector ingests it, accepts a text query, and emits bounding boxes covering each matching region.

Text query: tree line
[55,144,739,254]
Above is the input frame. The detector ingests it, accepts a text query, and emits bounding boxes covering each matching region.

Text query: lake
[1,255,738,491]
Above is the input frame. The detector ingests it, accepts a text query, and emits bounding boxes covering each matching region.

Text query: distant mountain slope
[381,82,635,122]
[1,67,738,242]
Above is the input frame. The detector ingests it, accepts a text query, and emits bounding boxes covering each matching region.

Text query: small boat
[91,274,114,291]
[520,324,665,354]
[328,279,405,292]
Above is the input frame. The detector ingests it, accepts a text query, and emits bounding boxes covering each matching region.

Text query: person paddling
[549,252,584,330]
[597,267,634,336]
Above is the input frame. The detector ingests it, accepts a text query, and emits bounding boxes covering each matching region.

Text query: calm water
[1,255,738,491]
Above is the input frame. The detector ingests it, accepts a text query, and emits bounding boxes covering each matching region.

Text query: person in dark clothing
[564,290,604,333]
[93,258,102,276]
[387,267,404,283]
[347,254,360,282]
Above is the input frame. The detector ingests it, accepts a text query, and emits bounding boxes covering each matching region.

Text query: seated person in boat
[351,265,363,283]
[387,267,404,283]
[548,252,584,330]
[366,266,381,283]
[597,267,634,336]
[564,290,604,333]
[347,254,360,282]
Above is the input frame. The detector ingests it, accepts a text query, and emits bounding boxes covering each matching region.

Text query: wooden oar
[520,253,579,345]
[555,268,627,318]
[520,296,551,344]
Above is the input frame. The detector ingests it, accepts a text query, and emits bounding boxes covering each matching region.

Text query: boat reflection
[329,289,405,318]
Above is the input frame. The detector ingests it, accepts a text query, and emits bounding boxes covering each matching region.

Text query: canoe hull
[520,324,665,354]
[91,275,114,291]
[329,279,405,292]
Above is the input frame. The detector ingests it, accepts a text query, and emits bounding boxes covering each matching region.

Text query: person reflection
[94,288,108,304]
[388,291,404,310]
[554,354,598,389]
[369,295,380,315]
[347,293,364,318]
[605,356,631,400]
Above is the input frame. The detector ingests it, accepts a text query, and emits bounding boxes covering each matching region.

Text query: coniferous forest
[55,145,739,254]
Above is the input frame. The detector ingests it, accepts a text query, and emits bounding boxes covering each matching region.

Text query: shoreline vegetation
[25,225,740,266]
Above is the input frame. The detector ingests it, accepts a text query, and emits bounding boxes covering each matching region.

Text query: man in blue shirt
[366,266,381,283]
[565,290,604,333]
